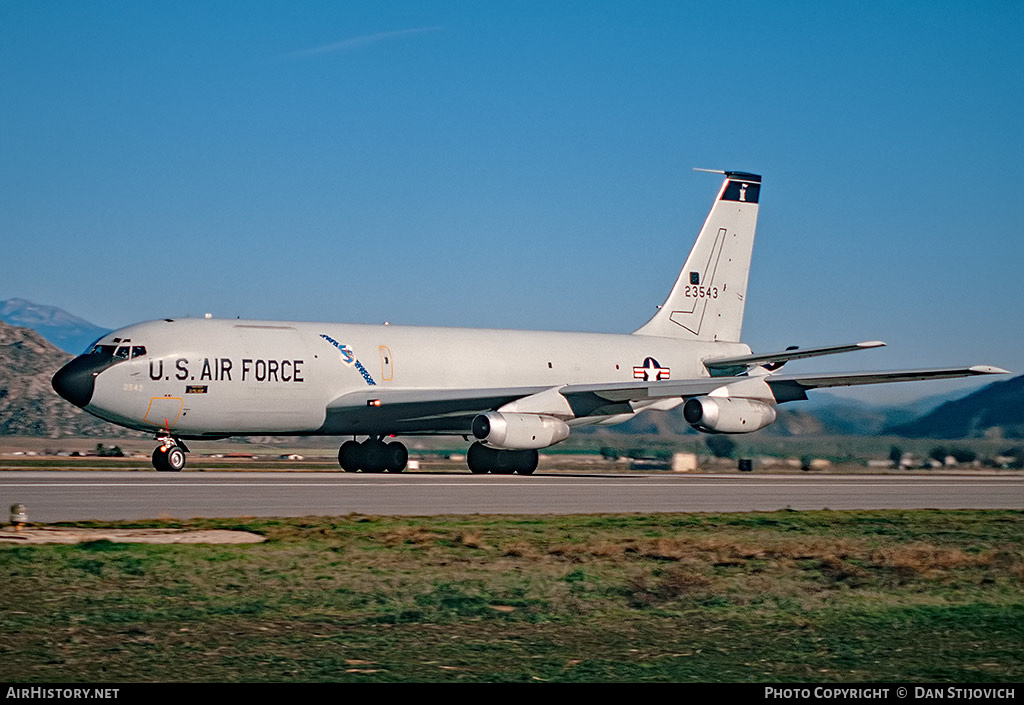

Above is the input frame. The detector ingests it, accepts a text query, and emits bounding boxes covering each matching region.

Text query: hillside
[0,320,131,437]
[577,397,944,439]
[886,375,1024,439]
[0,298,108,354]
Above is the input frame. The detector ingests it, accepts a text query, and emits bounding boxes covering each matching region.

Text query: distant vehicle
[52,171,1006,473]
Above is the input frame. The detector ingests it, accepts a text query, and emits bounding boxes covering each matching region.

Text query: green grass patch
[1,510,1021,682]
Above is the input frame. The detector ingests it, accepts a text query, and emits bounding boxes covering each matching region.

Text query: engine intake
[682,396,777,434]
[472,412,570,450]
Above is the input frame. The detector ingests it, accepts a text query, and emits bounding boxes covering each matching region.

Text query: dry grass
[453,530,489,549]
[354,514,1024,600]
[626,564,715,606]
[380,526,444,547]
[4,509,1019,682]
[500,540,539,559]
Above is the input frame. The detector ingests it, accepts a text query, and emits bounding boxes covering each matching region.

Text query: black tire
[152,447,169,472]
[338,440,361,472]
[385,442,408,473]
[361,440,388,473]
[153,445,184,472]
[516,449,539,475]
[491,450,516,475]
[467,442,489,474]
[466,443,536,475]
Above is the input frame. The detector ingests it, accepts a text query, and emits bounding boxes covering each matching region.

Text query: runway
[0,471,1020,522]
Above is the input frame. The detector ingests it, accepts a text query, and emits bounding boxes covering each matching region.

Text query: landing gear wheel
[166,446,186,471]
[384,442,408,473]
[466,443,538,475]
[517,449,539,475]
[361,439,388,473]
[153,445,185,472]
[338,440,361,472]
[152,447,169,472]
[491,449,517,475]
[467,442,489,474]
[337,438,409,472]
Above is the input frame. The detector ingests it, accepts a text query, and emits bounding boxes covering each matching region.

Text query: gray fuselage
[76,317,749,438]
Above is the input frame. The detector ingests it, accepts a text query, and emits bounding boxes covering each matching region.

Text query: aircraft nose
[52,356,100,408]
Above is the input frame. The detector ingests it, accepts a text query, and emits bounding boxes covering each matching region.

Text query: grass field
[2,510,1021,683]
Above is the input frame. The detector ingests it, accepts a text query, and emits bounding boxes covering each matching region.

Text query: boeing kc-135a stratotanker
[52,171,1007,473]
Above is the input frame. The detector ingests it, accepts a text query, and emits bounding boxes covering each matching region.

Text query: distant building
[672,453,698,473]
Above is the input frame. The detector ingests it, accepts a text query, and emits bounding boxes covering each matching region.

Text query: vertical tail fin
[633,170,761,342]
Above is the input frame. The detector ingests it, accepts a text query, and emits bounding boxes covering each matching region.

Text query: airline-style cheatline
[52,171,1007,473]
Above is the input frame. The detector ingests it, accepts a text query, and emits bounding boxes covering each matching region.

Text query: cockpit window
[83,343,142,364]
[80,336,105,355]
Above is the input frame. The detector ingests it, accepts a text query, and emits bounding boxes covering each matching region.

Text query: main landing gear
[466,442,538,475]
[338,437,408,473]
[152,435,189,472]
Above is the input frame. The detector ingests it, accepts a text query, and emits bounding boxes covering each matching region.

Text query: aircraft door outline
[379,346,394,382]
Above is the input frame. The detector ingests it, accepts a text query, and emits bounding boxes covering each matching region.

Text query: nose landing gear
[152,434,189,472]
[338,437,408,472]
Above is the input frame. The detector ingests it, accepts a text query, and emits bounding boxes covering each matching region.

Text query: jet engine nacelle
[472,412,570,450]
[682,396,777,434]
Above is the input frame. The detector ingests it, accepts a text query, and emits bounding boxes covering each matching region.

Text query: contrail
[285,26,443,58]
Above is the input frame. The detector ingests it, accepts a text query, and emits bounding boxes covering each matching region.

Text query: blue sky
[2,2,1021,402]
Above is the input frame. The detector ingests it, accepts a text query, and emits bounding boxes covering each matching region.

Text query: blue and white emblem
[319,334,377,386]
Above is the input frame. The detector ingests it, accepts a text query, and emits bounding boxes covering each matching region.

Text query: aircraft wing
[765,365,1009,402]
[324,378,756,435]
[547,365,1006,410]
[559,379,742,403]
[322,379,735,434]
[556,379,755,417]
[322,385,553,435]
[322,365,1007,434]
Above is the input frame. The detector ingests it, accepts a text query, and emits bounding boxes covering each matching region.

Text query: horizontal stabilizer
[704,341,885,375]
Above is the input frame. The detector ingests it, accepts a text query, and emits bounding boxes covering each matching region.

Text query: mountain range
[887,375,1024,439]
[0,298,1020,440]
[0,298,109,354]
[575,383,1022,440]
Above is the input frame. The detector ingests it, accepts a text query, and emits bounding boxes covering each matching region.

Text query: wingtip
[858,341,886,348]
[970,365,1011,375]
